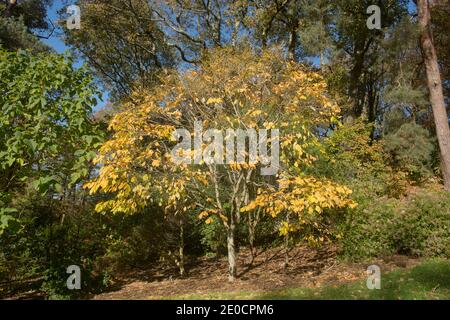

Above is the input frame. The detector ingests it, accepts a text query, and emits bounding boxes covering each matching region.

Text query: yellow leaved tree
[85,46,356,281]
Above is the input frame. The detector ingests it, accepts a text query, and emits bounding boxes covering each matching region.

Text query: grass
[162,259,450,300]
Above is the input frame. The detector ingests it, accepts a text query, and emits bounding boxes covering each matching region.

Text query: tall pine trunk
[417,0,450,191]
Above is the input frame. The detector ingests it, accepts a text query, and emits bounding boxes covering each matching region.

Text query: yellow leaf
[151,159,160,167]
[206,97,223,105]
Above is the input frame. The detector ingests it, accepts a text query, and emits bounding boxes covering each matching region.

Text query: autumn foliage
[85,47,356,280]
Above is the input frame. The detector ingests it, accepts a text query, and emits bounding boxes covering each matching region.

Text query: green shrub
[200,217,228,257]
[340,189,450,260]
[393,191,450,257]
[0,187,111,299]
[339,198,397,260]
[383,122,435,181]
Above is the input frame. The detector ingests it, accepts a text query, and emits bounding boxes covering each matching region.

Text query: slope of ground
[168,259,450,300]
[92,245,425,300]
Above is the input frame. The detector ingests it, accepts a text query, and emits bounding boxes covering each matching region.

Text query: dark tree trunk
[288,25,298,61]
[347,37,374,119]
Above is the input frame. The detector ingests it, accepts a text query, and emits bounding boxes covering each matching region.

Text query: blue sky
[41,1,66,54]
[42,1,109,111]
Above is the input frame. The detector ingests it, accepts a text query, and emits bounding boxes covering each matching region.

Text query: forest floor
[91,245,427,300]
[164,259,450,300]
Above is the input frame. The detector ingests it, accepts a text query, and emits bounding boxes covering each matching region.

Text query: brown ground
[91,245,420,300]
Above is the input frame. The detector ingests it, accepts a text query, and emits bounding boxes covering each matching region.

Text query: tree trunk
[417,0,450,191]
[288,25,297,61]
[227,215,237,282]
[248,220,256,264]
[284,213,290,270]
[247,208,260,265]
[178,219,185,277]
[284,232,290,270]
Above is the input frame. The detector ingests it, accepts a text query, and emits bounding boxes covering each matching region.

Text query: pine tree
[417,0,450,191]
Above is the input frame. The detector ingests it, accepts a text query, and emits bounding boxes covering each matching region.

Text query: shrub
[0,187,110,299]
[200,217,228,257]
[339,198,398,260]
[393,191,450,257]
[318,119,409,198]
[340,188,450,260]
[383,122,435,181]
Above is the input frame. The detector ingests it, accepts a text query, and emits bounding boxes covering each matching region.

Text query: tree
[429,1,450,100]
[85,47,356,281]
[384,122,435,181]
[1,0,53,30]
[0,49,104,233]
[0,0,53,51]
[63,0,175,100]
[0,16,48,51]
[417,0,450,191]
